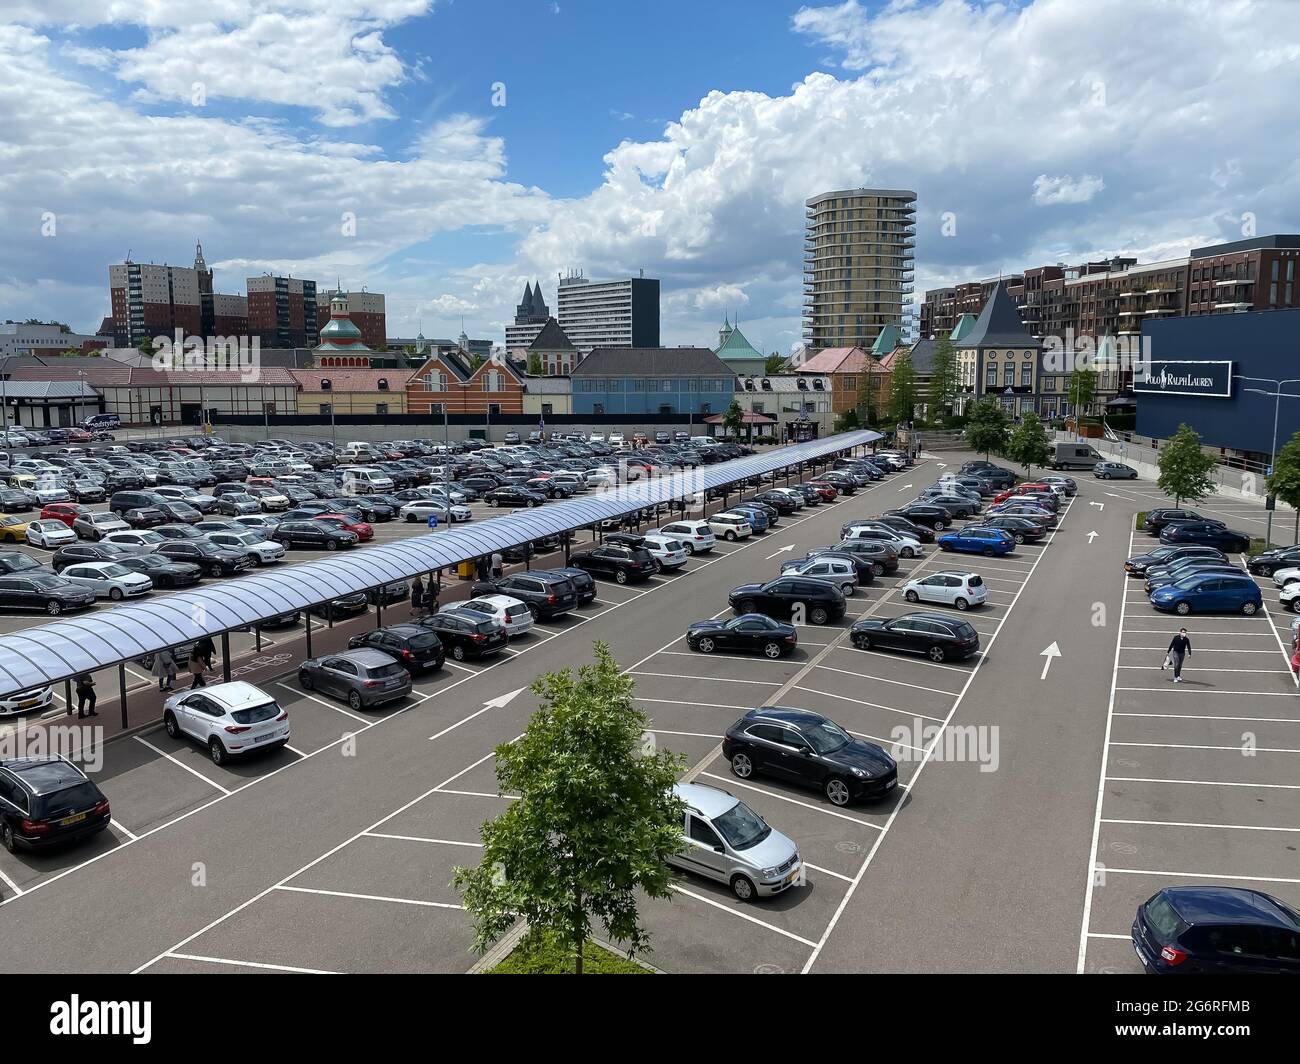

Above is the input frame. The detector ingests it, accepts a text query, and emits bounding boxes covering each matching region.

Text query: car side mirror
[713,845,725,853]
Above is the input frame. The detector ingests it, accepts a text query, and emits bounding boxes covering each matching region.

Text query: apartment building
[803,188,916,351]
[247,274,319,349]
[556,270,660,351]
[108,260,203,347]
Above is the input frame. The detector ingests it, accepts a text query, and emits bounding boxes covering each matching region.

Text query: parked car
[447,594,534,637]
[1158,522,1251,553]
[779,556,859,596]
[418,607,510,661]
[1093,461,1138,479]
[978,515,1046,543]
[272,520,358,551]
[722,707,898,807]
[59,560,153,600]
[0,685,54,718]
[900,571,988,610]
[1143,508,1220,535]
[154,539,255,576]
[797,549,877,585]
[708,513,753,542]
[1246,544,1300,577]
[204,529,286,565]
[569,544,658,584]
[162,681,291,765]
[850,611,981,662]
[0,756,111,852]
[1144,562,1247,594]
[1149,572,1263,615]
[0,573,96,614]
[25,519,76,549]
[728,577,847,626]
[651,519,715,554]
[841,523,924,559]
[51,542,135,571]
[828,538,900,575]
[469,571,579,619]
[639,533,689,572]
[872,514,936,543]
[887,504,954,530]
[938,527,1016,557]
[115,553,203,589]
[685,614,797,658]
[299,648,413,709]
[1131,886,1300,974]
[485,485,547,508]
[72,511,130,541]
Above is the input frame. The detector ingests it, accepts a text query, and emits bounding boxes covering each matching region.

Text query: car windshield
[6,555,42,571]
[711,799,771,851]
[804,718,853,755]
[32,575,68,588]
[99,564,131,577]
[231,700,282,725]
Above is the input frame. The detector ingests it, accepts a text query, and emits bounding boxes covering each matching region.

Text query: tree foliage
[1067,365,1098,417]
[887,349,916,425]
[763,353,786,374]
[928,338,959,418]
[723,399,746,438]
[1004,412,1052,477]
[964,397,1010,459]
[1157,423,1216,508]
[454,644,686,973]
[1267,431,1300,511]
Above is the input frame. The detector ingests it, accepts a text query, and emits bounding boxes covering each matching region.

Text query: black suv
[1143,508,1218,535]
[0,757,112,852]
[484,485,547,508]
[887,504,954,530]
[272,520,358,550]
[52,542,135,571]
[722,708,897,807]
[568,545,657,584]
[348,624,445,672]
[471,571,579,619]
[727,577,847,626]
[850,611,981,662]
[418,608,509,661]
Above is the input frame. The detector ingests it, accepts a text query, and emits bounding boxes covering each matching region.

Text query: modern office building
[315,288,386,349]
[556,270,660,351]
[505,281,551,349]
[247,274,319,348]
[210,293,249,337]
[803,188,917,351]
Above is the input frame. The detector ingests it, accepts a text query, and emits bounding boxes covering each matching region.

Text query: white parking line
[670,884,818,948]
[1098,866,1300,886]
[1112,740,1300,753]
[275,683,369,724]
[109,818,139,842]
[835,645,973,673]
[134,736,231,795]
[646,727,724,740]
[364,832,483,848]
[698,771,884,829]
[1102,817,1300,834]
[1117,665,1279,674]
[804,862,853,883]
[1116,687,1296,697]
[812,663,961,697]
[276,884,465,910]
[636,697,749,712]
[794,685,946,722]
[1106,775,1300,790]
[630,671,780,687]
[0,867,23,897]
[166,951,338,974]
[1115,711,1300,724]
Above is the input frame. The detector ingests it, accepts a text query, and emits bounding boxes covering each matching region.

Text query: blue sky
[1,0,1297,353]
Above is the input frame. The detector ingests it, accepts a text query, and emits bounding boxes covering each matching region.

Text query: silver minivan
[667,782,802,901]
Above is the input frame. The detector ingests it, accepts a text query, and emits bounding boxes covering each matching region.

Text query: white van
[339,466,395,493]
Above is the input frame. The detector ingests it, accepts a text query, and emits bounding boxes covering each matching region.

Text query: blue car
[937,526,1015,557]
[1149,572,1263,615]
[726,505,770,533]
[1132,886,1300,973]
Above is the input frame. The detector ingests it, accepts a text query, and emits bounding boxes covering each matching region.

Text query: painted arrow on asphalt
[1087,530,1099,543]
[1104,492,1125,499]
[1040,642,1061,679]
[1090,500,1104,510]
[429,687,526,741]
[765,544,797,559]
[896,483,913,491]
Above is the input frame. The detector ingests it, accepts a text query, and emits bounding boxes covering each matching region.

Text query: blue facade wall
[571,375,734,416]
[1136,309,1300,455]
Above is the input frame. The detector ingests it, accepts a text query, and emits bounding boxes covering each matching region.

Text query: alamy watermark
[1042,328,1152,378]
[889,718,999,772]
[0,723,104,773]
[150,329,261,383]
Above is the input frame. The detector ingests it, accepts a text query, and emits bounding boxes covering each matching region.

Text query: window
[661,380,672,392]
[1020,365,1032,387]
[376,403,388,415]
[1003,365,1014,387]
[321,403,332,416]
[843,376,856,390]
[986,366,997,387]
[488,404,501,416]
[429,403,444,415]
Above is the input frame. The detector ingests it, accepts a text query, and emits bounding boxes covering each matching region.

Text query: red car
[312,513,374,541]
[990,487,1025,506]
[67,428,93,443]
[807,480,840,502]
[40,502,90,527]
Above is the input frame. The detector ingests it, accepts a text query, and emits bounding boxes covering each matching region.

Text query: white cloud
[1032,173,1105,206]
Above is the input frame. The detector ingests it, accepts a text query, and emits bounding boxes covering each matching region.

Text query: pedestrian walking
[490,551,504,580]
[410,575,425,615]
[1164,628,1192,683]
[188,653,207,689]
[476,555,489,581]
[152,648,177,692]
[74,673,97,718]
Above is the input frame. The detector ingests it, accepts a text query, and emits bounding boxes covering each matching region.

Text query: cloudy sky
[2,0,1297,353]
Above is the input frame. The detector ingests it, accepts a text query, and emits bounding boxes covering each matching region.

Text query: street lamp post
[1235,374,1300,547]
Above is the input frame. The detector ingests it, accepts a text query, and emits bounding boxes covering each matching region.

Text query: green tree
[763,353,786,374]
[723,398,746,439]
[468,353,486,372]
[927,338,958,419]
[855,369,879,425]
[964,397,1010,459]
[453,644,686,973]
[527,353,543,375]
[1004,412,1052,477]
[1157,422,1216,508]
[1067,365,1098,426]
[136,336,155,356]
[1267,431,1300,545]
[887,348,916,425]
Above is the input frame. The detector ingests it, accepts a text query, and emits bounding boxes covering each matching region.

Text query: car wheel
[453,644,467,661]
[164,711,179,738]
[325,539,339,551]
[1242,602,1259,616]
[1014,533,1025,544]
[809,606,829,625]
[904,589,919,603]
[840,582,855,596]
[955,597,969,611]
[208,738,227,765]
[1102,472,1110,480]
[763,642,782,659]
[615,569,628,584]
[1258,565,1274,577]
[729,752,753,778]
[682,543,695,555]
[299,669,314,689]
[1175,601,1191,615]
[348,690,363,710]
[730,874,757,902]
[725,530,737,541]
[940,541,952,551]
[852,633,869,649]
[871,562,885,577]
[697,636,715,654]
[1,821,14,854]
[108,586,123,601]
[46,601,62,615]
[824,777,851,807]
[526,603,540,620]
[928,645,947,663]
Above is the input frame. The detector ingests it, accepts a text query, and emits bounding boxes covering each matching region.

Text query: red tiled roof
[796,346,884,374]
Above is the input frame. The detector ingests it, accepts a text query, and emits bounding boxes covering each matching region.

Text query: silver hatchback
[667,782,801,901]
[298,647,412,710]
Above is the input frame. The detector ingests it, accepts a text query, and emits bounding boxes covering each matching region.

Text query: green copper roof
[870,323,903,355]
[715,321,763,362]
[949,313,977,341]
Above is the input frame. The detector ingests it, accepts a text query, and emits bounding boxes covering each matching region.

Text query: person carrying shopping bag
[152,648,178,692]
[1164,628,1192,683]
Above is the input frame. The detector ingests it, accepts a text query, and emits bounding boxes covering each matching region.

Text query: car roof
[194,681,278,711]
[474,594,522,608]
[673,781,739,819]
[0,756,88,794]
[335,647,400,666]
[1162,886,1298,928]
[744,706,829,730]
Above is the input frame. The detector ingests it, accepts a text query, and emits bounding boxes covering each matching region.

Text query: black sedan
[886,504,953,530]
[348,624,445,673]
[568,545,657,584]
[1124,544,1225,576]
[418,608,509,661]
[484,486,547,508]
[722,707,898,806]
[728,577,846,626]
[0,573,96,615]
[272,520,358,550]
[1158,522,1251,553]
[850,612,980,662]
[309,592,369,619]
[686,614,797,658]
[123,506,169,529]
[872,514,936,543]
[154,540,255,576]
[978,515,1047,544]
[1246,544,1300,577]
[752,490,799,515]
[116,553,203,589]
[153,500,203,524]
[52,542,135,571]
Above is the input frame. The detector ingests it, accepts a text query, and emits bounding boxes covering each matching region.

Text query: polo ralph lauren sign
[1133,359,1234,398]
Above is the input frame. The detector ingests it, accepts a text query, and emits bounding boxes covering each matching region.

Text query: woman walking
[152,648,177,692]
[410,575,425,616]
[1165,628,1192,683]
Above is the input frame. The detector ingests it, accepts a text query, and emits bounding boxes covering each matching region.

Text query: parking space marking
[812,662,961,697]
[284,744,306,756]
[698,772,884,829]
[0,867,23,897]
[804,862,853,883]
[637,697,748,712]
[133,736,232,795]
[109,818,139,842]
[1106,775,1300,790]
[1116,711,1300,724]
[1116,686,1295,697]
[1102,817,1300,834]
[364,832,483,848]
[794,685,946,722]
[166,951,338,974]
[434,788,515,800]
[1112,740,1300,753]
[275,684,370,724]
[276,884,465,910]
[647,727,725,740]
[653,650,789,666]
[442,660,478,673]
[669,884,819,948]
[630,671,780,687]
[1099,867,1300,887]
[834,645,972,674]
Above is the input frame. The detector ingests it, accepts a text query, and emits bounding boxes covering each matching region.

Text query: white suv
[901,571,987,610]
[653,519,715,554]
[162,681,291,765]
